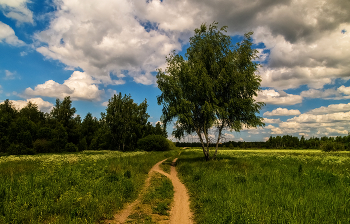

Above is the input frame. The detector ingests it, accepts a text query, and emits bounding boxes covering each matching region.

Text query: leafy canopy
[157,22,264,160]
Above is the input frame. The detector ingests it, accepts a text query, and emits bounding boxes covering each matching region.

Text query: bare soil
[105,158,193,224]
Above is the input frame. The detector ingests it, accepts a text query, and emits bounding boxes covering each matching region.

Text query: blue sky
[1,0,350,142]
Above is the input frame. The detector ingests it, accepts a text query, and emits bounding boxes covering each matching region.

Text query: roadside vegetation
[177,148,350,223]
[0,150,176,224]
[128,172,174,223]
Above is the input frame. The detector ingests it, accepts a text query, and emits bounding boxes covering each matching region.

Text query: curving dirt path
[105,158,193,224]
[168,158,193,224]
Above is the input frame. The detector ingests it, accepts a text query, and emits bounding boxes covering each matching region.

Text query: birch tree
[157,22,265,160]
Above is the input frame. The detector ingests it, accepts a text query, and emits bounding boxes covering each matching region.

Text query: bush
[321,141,345,152]
[137,135,171,151]
[33,139,52,153]
[65,142,78,152]
[7,143,36,155]
[167,139,177,151]
[78,137,88,151]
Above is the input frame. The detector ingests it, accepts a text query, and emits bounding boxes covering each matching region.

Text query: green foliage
[177,150,350,223]
[33,139,52,153]
[65,142,78,152]
[157,22,264,160]
[81,113,99,148]
[78,137,88,151]
[320,141,345,152]
[137,135,171,151]
[7,143,35,155]
[106,93,149,151]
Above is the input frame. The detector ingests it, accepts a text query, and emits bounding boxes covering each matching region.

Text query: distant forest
[176,134,350,151]
[0,94,167,155]
[1,94,349,155]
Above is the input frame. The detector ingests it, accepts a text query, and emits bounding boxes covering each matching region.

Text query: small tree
[157,22,264,160]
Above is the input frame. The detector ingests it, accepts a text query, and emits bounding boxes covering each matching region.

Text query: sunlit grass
[177,149,350,223]
[0,150,176,224]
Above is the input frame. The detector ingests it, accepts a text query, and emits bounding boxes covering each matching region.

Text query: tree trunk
[197,130,210,161]
[214,125,224,159]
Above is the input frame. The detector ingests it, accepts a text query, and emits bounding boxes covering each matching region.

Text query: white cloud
[337,85,350,95]
[0,0,33,24]
[8,98,53,113]
[255,23,350,90]
[0,21,24,46]
[4,70,15,80]
[268,106,350,137]
[264,125,275,129]
[300,88,340,99]
[263,118,281,123]
[256,89,302,105]
[264,108,301,116]
[30,0,350,90]
[307,103,350,115]
[300,86,350,100]
[101,101,108,107]
[34,0,185,85]
[299,133,309,137]
[24,71,104,101]
[287,112,350,123]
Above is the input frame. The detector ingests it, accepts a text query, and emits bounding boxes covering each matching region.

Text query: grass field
[177,148,350,224]
[0,150,177,224]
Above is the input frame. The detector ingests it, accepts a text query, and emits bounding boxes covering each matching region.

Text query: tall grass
[0,150,176,224]
[177,149,350,223]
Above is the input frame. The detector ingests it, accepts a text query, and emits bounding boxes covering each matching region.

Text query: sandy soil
[105,158,193,224]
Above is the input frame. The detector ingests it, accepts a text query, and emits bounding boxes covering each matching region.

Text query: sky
[1,0,350,143]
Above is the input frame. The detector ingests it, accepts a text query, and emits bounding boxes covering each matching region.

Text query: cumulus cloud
[263,118,281,123]
[256,89,302,105]
[300,88,340,99]
[31,0,350,90]
[307,103,350,115]
[263,124,275,129]
[264,108,301,116]
[9,98,53,113]
[0,22,24,46]
[300,86,350,100]
[34,0,187,85]
[0,0,33,24]
[24,71,104,101]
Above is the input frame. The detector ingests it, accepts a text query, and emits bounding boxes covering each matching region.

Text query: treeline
[176,134,350,151]
[0,93,167,155]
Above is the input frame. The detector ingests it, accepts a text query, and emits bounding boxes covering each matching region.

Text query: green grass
[128,172,174,223]
[0,150,176,224]
[143,173,174,216]
[177,149,350,224]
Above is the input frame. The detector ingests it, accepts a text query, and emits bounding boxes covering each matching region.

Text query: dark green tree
[106,93,149,151]
[81,112,100,148]
[0,100,17,152]
[157,22,264,160]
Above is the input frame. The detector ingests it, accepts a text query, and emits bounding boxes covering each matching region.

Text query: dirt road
[105,158,193,224]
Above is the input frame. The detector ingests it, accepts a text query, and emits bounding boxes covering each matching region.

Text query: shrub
[65,142,78,152]
[167,139,177,150]
[7,143,35,155]
[78,137,88,151]
[33,139,52,153]
[137,135,171,151]
[321,141,345,152]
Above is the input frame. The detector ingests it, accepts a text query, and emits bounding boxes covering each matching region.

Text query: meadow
[177,148,350,224]
[0,150,176,224]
